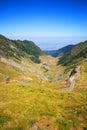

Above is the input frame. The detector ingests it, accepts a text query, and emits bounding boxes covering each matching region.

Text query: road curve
[67,66,81,92]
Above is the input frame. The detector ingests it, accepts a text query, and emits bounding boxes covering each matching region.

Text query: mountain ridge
[58,40,87,69]
[44,44,75,57]
[0,34,44,63]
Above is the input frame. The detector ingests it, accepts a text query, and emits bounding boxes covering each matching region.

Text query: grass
[0,62,21,81]
[0,57,87,130]
[0,81,87,130]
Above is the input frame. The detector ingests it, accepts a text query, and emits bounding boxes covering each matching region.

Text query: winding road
[67,66,81,92]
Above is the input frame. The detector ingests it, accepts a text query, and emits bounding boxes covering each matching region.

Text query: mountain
[0,34,43,63]
[58,40,87,69]
[44,45,75,57]
[0,34,87,130]
[44,50,58,57]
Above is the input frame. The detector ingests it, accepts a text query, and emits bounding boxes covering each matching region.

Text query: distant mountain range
[44,45,75,57]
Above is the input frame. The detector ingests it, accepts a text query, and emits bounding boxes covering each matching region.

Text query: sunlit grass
[0,58,87,129]
[0,80,87,129]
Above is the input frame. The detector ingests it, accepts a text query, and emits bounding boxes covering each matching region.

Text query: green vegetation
[58,41,87,69]
[0,35,87,129]
[0,35,43,63]
[0,75,87,129]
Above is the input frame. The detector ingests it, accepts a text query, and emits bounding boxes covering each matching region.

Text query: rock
[73,111,77,114]
[32,125,39,130]
[4,76,10,83]
[16,81,30,86]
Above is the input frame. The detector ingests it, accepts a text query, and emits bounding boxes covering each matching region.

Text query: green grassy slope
[58,41,87,69]
[0,35,43,63]
[0,61,87,130]
[0,35,87,130]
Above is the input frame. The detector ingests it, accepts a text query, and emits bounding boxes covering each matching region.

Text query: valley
[0,35,87,130]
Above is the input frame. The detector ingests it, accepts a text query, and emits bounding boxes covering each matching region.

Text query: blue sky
[0,0,87,50]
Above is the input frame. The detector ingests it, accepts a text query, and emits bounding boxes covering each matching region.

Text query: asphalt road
[68,66,81,92]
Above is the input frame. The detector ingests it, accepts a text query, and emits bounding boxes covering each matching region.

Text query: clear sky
[0,0,87,50]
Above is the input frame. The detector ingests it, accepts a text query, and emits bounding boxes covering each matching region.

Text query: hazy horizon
[4,35,87,50]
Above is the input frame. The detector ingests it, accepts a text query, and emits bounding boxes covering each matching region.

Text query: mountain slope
[58,41,87,68]
[0,35,87,130]
[0,57,87,130]
[0,35,43,63]
[44,45,75,57]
